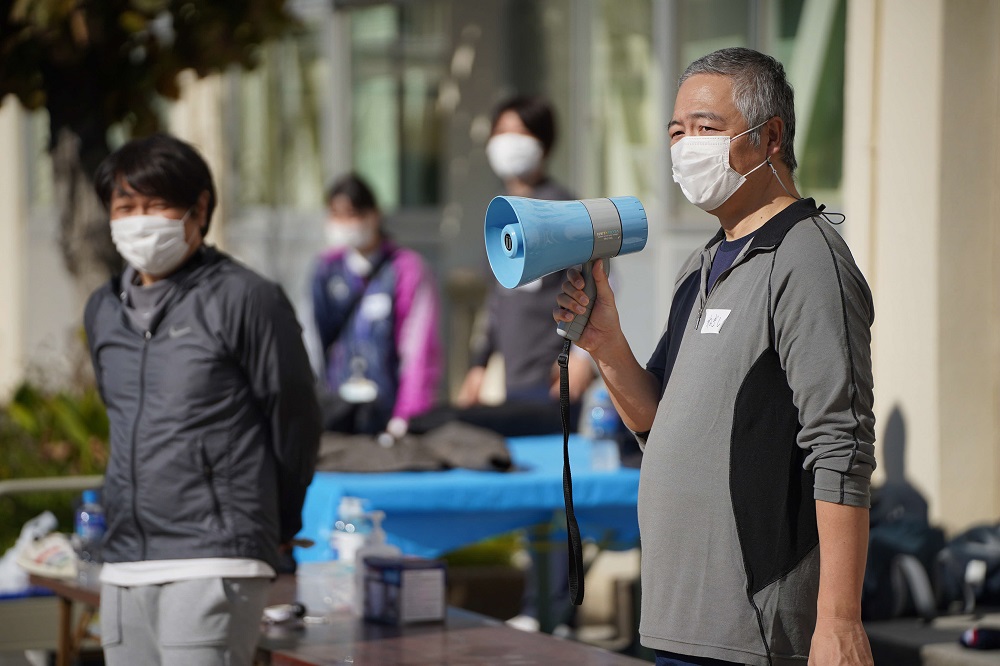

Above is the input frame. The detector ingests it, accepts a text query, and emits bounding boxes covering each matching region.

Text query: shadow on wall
[863,404,947,628]
[874,405,929,521]
[882,405,906,485]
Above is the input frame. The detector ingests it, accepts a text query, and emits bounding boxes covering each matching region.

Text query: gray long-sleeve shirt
[637,198,876,665]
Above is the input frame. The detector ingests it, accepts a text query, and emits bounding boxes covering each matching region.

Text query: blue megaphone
[484,196,647,340]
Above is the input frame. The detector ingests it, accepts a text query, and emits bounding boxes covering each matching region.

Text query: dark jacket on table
[84,247,321,571]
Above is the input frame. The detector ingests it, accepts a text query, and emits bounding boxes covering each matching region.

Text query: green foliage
[442,532,523,568]
[0,0,300,161]
[0,382,109,553]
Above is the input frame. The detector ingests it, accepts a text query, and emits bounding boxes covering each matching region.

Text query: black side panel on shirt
[730,347,818,596]
[646,270,701,396]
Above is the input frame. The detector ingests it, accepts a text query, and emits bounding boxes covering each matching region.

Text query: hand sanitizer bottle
[352,510,401,616]
[331,496,370,564]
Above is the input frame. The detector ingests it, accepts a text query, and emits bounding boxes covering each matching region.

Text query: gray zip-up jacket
[84,247,321,571]
[637,199,876,665]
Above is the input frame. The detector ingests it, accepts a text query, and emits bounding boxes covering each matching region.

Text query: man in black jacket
[84,133,321,666]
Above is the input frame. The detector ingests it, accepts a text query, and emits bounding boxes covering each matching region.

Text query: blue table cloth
[295,434,640,561]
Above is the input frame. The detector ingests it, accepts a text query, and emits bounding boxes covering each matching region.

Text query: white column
[168,70,228,249]
[0,98,26,398]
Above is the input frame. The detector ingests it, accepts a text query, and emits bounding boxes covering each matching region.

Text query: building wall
[3,1,999,533]
[937,0,1000,529]
[844,0,1000,530]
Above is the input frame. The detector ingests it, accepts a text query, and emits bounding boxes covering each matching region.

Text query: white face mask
[670,121,768,211]
[486,133,544,181]
[111,212,192,277]
[325,220,376,251]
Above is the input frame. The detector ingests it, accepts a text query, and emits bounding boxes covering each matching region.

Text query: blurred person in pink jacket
[312,173,442,437]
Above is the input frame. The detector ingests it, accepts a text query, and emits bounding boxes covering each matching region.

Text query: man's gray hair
[679,47,797,173]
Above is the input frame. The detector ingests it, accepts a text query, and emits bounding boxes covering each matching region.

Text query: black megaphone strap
[558,339,585,605]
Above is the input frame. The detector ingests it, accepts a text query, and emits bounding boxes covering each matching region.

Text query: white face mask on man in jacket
[111,210,194,278]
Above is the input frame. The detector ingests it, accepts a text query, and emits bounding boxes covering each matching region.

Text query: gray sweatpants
[100,578,271,666]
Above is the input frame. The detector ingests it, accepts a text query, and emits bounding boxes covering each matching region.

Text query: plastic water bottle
[330,496,372,565]
[587,386,622,472]
[74,489,106,585]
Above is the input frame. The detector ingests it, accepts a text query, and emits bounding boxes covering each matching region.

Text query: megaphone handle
[557,259,607,341]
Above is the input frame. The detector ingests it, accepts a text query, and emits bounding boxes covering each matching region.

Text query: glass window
[677,0,752,67]
[348,2,449,209]
[495,0,573,190]
[591,0,657,201]
[669,0,846,218]
[785,0,846,195]
[227,25,329,209]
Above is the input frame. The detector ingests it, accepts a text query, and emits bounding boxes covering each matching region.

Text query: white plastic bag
[0,511,58,595]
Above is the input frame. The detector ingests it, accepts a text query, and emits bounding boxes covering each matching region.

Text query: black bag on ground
[862,483,945,621]
[935,523,1000,614]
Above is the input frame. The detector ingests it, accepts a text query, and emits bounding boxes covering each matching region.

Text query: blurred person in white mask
[447,96,595,637]
[312,173,442,437]
[457,95,595,415]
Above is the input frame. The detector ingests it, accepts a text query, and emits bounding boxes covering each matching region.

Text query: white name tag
[700,309,731,334]
[361,293,393,320]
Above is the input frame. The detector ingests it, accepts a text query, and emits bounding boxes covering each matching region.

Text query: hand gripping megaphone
[484,195,648,340]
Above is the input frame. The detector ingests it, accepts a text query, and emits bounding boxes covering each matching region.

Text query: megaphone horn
[484,195,647,341]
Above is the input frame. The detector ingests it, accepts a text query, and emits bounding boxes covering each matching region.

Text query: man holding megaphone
[554,48,876,666]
